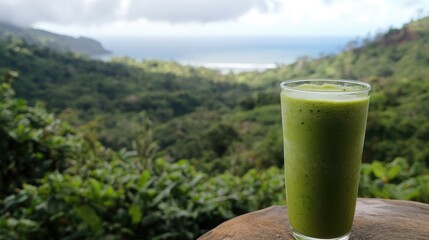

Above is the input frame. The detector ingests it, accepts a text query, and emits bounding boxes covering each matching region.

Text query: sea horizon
[97,35,355,73]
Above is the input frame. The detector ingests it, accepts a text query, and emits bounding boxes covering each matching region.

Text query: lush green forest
[0,17,429,239]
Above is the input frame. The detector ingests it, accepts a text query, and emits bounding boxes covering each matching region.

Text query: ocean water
[98,36,353,73]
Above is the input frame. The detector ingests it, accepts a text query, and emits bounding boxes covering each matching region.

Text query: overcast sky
[1,0,428,38]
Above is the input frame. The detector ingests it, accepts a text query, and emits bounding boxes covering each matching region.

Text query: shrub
[0,158,285,240]
[0,75,96,197]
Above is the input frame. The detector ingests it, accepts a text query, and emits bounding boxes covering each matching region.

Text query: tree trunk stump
[198,198,429,240]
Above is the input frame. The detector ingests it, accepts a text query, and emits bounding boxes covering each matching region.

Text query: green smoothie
[281,81,370,239]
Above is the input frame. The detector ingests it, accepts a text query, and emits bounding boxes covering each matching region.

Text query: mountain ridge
[0,21,110,56]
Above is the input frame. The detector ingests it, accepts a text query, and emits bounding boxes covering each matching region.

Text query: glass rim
[280,79,371,94]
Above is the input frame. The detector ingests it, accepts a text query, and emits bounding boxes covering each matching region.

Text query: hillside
[0,16,428,172]
[237,17,429,88]
[0,38,251,150]
[235,16,429,165]
[158,16,429,172]
[0,21,110,56]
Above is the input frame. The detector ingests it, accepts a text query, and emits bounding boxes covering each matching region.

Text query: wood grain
[198,198,429,240]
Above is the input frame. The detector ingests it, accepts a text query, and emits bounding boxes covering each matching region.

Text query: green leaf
[88,178,102,199]
[75,205,102,231]
[128,204,142,224]
[360,163,373,175]
[18,219,38,228]
[138,170,151,188]
[103,185,117,198]
[371,161,386,179]
[6,218,18,227]
[386,165,401,180]
[153,182,177,205]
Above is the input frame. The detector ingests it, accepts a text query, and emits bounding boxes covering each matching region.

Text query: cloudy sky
[0,0,428,38]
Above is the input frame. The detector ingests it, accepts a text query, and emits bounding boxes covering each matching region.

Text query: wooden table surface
[198,198,429,240]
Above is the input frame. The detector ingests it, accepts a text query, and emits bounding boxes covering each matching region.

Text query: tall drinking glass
[280,80,371,240]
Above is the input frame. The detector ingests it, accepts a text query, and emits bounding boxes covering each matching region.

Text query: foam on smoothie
[283,83,369,101]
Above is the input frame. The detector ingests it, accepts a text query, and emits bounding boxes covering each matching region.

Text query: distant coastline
[98,36,353,73]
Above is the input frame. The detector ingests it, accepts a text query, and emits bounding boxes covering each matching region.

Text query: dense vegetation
[0,16,428,239]
[0,37,250,151]
[0,76,285,239]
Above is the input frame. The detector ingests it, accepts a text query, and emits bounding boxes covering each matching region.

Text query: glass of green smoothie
[280,79,371,240]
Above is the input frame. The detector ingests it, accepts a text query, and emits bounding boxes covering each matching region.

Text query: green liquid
[281,85,369,238]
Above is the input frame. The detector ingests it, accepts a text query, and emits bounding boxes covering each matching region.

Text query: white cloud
[1,0,427,37]
[0,0,280,26]
[0,0,121,26]
[127,0,280,23]
[234,0,429,36]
